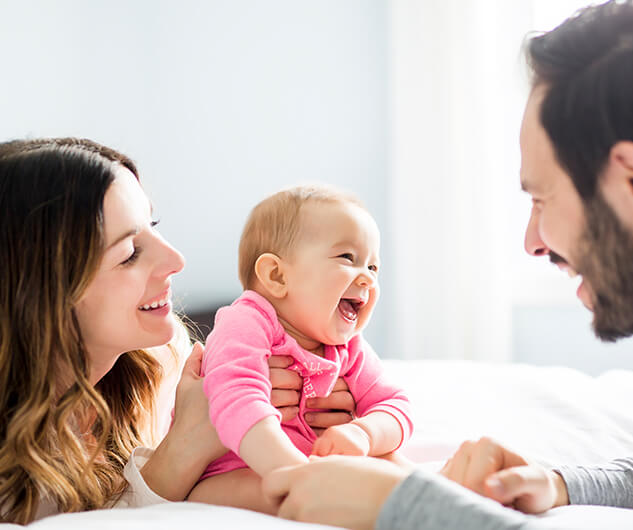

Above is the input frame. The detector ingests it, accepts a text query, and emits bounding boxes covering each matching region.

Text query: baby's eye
[368,264,379,273]
[338,253,354,262]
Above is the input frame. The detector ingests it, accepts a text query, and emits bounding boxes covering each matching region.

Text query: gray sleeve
[554,457,633,508]
[375,470,544,530]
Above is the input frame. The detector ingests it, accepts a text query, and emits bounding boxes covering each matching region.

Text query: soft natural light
[389,0,633,372]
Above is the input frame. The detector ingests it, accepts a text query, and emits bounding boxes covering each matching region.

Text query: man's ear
[254,253,288,299]
[602,141,633,230]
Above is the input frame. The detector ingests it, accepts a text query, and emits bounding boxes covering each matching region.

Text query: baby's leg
[188,468,277,515]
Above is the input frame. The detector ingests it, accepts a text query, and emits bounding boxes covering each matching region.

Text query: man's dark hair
[527,0,633,199]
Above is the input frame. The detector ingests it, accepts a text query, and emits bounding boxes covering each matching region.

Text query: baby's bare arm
[240,416,308,476]
[352,411,404,456]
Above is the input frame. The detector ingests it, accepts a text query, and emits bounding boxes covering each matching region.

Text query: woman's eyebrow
[106,227,140,250]
[106,200,153,250]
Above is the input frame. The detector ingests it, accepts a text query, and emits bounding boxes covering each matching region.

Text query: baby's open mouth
[338,298,361,322]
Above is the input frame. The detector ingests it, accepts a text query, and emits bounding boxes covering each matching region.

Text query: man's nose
[524,208,549,257]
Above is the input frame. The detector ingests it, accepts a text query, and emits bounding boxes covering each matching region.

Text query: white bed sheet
[17,359,633,529]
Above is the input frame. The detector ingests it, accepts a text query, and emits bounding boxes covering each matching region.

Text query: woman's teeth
[139,297,169,311]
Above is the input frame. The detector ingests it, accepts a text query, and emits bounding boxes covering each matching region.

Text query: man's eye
[338,253,354,262]
[121,247,142,266]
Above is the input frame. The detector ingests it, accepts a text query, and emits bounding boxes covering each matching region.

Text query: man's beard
[576,192,633,342]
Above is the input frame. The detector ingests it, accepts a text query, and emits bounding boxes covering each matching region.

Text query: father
[262,1,633,528]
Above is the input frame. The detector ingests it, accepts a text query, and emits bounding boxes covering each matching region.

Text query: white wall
[0,0,391,354]
[4,0,633,374]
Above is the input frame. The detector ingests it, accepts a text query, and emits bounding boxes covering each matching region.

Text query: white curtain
[387,0,534,361]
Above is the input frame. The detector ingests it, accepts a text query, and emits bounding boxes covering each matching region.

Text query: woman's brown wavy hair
[0,138,165,524]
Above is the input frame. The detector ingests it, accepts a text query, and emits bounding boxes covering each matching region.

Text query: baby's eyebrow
[331,240,356,249]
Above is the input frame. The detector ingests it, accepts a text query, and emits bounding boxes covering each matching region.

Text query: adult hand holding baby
[268,355,356,434]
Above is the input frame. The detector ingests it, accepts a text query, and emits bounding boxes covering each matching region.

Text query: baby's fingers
[311,436,334,457]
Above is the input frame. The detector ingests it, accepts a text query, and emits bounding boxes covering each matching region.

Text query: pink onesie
[199,290,413,480]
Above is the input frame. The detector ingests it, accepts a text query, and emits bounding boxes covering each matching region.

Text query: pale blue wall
[0,0,391,354]
[513,306,633,376]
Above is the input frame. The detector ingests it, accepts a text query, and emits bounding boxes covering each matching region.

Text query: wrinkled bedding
[15,360,633,529]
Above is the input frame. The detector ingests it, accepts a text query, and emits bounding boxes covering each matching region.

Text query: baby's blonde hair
[238,184,364,289]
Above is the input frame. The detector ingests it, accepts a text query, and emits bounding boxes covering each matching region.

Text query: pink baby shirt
[199,290,413,480]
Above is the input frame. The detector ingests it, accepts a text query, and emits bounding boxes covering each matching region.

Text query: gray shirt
[376,458,633,530]
[556,457,633,508]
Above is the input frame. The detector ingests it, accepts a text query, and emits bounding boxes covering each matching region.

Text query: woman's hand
[141,342,227,501]
[440,437,569,513]
[169,342,222,454]
[263,455,409,529]
[268,356,356,435]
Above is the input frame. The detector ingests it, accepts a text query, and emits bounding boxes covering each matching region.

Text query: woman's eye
[338,253,354,262]
[151,219,160,229]
[121,247,142,266]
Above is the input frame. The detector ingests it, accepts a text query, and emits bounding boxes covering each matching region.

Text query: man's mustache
[549,251,568,266]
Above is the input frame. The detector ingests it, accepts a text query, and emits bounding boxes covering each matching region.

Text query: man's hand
[311,423,370,456]
[263,455,409,530]
[440,437,569,513]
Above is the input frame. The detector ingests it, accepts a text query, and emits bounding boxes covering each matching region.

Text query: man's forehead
[519,86,552,195]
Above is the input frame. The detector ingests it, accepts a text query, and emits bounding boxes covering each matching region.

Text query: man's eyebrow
[107,227,140,250]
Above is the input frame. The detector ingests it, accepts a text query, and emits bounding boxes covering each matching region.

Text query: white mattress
[17,360,633,529]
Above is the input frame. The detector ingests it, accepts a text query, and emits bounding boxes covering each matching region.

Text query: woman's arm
[138,349,356,501]
[140,343,227,501]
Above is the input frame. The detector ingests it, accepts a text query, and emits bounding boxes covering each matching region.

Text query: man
[261,1,633,528]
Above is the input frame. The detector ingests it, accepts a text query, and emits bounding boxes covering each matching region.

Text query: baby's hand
[311,423,371,456]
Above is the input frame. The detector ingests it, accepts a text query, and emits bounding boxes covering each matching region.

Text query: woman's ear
[254,253,288,299]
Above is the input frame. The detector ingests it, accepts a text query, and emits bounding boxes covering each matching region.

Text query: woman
[0,138,354,524]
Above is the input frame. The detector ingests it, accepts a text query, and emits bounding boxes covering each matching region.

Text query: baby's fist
[311,423,371,456]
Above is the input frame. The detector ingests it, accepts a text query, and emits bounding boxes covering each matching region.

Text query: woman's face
[74,165,185,384]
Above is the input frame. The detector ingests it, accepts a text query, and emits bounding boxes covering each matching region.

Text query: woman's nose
[155,237,185,278]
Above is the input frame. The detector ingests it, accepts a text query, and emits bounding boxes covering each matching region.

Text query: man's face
[520,85,633,341]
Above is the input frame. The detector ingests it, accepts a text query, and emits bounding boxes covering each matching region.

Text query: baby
[188,185,413,513]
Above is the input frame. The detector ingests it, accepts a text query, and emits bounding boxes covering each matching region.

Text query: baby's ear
[254,253,288,299]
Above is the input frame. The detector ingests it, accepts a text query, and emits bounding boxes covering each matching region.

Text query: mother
[0,138,353,524]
